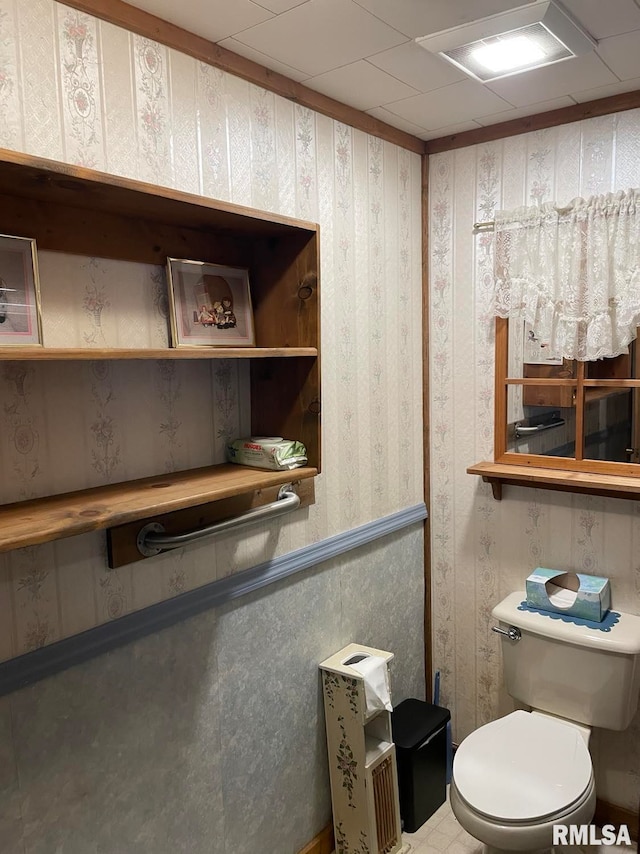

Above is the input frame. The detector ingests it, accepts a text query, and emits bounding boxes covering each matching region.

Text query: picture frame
[166,258,255,348]
[0,234,42,347]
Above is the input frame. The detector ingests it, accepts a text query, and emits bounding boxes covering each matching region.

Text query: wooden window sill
[467,461,640,501]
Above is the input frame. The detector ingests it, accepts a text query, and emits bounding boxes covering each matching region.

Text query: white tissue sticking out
[545,572,579,609]
[349,654,392,714]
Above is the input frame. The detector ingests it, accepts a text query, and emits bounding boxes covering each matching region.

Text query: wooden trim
[422,152,433,702]
[595,798,638,842]
[468,461,640,501]
[575,361,586,461]
[0,346,317,361]
[296,822,334,854]
[494,318,508,459]
[425,89,640,154]
[64,0,424,155]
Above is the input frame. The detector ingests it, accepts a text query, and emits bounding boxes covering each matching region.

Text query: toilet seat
[453,710,593,822]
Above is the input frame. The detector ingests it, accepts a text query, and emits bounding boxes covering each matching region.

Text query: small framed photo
[0,234,42,347]
[166,258,255,348]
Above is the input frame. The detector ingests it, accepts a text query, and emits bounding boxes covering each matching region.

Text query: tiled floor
[400,788,482,854]
[398,790,638,854]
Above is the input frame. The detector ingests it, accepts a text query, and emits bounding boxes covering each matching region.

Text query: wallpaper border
[0,502,427,696]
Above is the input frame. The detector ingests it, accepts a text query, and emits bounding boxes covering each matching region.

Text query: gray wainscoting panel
[9,612,224,854]
[0,519,425,854]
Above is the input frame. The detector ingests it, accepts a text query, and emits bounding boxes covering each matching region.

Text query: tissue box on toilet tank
[525,568,611,622]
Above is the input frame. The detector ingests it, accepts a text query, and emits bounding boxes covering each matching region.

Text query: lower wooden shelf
[0,464,317,553]
[468,461,640,501]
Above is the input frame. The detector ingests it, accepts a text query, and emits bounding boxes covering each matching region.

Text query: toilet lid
[453,711,592,822]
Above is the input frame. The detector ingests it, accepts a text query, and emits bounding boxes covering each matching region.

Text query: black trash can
[391,698,451,833]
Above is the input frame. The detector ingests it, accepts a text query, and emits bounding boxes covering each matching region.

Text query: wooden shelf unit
[0,148,321,553]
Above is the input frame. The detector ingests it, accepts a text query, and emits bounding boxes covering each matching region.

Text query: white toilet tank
[493,592,640,730]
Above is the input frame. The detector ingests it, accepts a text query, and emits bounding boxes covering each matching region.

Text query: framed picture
[0,234,42,347]
[166,259,255,348]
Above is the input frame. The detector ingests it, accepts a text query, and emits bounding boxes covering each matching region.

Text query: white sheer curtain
[493,189,640,361]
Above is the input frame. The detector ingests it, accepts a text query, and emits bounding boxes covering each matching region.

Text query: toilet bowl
[450,710,596,852]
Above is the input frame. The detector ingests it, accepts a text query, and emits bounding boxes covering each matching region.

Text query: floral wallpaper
[0,4,426,852]
[429,109,640,810]
[0,1,423,664]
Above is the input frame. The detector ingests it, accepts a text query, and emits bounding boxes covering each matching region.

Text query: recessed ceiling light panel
[415,0,596,82]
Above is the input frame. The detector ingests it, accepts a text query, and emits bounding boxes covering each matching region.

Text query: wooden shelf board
[468,461,640,501]
[0,347,318,361]
[0,464,318,552]
[0,147,318,237]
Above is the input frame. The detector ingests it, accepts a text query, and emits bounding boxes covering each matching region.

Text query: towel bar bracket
[137,522,166,558]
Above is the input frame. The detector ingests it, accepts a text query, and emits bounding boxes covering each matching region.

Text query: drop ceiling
[123,0,640,141]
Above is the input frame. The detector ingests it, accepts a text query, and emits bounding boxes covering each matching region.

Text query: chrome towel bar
[136,483,300,557]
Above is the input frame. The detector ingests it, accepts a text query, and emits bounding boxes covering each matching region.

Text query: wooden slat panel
[107,478,315,568]
[0,464,317,553]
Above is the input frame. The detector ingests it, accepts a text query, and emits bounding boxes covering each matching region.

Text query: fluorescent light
[472,35,546,74]
[415,0,596,82]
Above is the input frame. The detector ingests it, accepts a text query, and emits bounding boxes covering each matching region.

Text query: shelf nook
[0,148,321,556]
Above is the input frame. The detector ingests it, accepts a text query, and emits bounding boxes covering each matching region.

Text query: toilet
[450,591,640,853]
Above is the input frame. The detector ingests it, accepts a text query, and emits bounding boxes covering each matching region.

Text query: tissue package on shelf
[226,437,307,471]
[526,568,611,622]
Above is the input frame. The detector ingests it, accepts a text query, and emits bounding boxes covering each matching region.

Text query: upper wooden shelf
[0,148,317,240]
[0,347,318,361]
[0,463,318,553]
[468,461,640,502]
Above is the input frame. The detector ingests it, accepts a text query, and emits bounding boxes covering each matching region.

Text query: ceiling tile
[367,41,465,92]
[218,37,310,81]
[253,0,310,13]
[306,61,419,111]
[232,0,407,77]
[384,79,512,130]
[351,0,531,39]
[597,31,640,81]
[125,0,274,42]
[486,53,618,107]
[366,106,429,136]
[419,120,483,141]
[561,0,640,39]
[571,76,640,103]
[474,96,576,126]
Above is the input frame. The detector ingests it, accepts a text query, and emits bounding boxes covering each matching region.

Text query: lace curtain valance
[493,189,640,361]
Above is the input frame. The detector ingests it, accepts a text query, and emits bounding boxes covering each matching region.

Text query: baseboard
[595,798,638,842]
[297,822,334,854]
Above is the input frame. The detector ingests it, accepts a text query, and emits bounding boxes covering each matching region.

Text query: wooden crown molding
[425,88,640,154]
[62,0,425,155]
